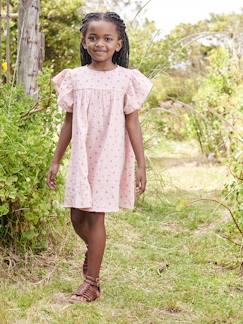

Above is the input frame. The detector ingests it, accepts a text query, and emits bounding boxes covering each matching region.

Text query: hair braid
[79,12,129,68]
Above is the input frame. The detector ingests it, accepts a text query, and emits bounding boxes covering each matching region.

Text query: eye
[105,37,113,41]
[88,36,96,41]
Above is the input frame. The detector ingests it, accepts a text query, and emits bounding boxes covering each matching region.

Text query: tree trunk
[17,0,42,99]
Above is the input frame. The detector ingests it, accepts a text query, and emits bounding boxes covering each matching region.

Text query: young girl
[47,12,153,303]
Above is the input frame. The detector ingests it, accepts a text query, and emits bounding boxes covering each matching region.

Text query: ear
[115,39,122,52]
[82,39,87,49]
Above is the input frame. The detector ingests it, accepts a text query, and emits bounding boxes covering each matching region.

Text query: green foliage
[0,1,18,69]
[41,0,84,72]
[128,20,169,75]
[146,72,199,140]
[189,47,240,157]
[0,67,65,251]
[148,13,243,245]
[222,143,243,241]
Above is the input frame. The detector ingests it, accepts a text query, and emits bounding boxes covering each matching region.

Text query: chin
[92,58,107,63]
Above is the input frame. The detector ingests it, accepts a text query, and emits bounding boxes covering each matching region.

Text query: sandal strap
[85,275,100,286]
[79,286,98,302]
[74,282,89,296]
[72,279,100,301]
[83,251,88,268]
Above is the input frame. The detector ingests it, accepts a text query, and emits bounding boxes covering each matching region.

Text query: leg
[86,212,106,278]
[70,208,89,275]
[70,208,89,245]
[69,211,106,303]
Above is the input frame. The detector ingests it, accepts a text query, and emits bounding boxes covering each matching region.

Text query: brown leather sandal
[69,275,101,303]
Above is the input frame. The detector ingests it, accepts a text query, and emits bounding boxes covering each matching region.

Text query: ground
[0,139,242,324]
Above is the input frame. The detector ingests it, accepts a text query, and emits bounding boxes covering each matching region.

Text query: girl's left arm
[125,111,146,194]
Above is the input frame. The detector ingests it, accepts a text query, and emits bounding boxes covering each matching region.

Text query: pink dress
[51,64,153,212]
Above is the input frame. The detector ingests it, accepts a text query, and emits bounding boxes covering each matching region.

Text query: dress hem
[61,204,134,213]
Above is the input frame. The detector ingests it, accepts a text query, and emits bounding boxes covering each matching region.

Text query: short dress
[51,64,153,213]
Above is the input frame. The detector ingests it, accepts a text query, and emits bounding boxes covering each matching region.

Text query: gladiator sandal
[82,244,88,276]
[69,275,101,303]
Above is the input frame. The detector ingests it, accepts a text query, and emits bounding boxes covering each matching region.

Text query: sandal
[82,245,88,276]
[69,275,101,303]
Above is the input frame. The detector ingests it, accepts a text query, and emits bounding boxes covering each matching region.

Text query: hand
[47,163,60,190]
[135,166,147,196]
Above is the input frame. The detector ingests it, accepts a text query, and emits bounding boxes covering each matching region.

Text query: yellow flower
[1,62,7,73]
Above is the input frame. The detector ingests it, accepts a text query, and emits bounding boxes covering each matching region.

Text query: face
[82,20,122,64]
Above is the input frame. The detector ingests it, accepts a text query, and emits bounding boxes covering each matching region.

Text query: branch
[167,97,243,139]
[0,13,18,19]
[228,165,243,182]
[187,198,243,237]
[217,233,242,247]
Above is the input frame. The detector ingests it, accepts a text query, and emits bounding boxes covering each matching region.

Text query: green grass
[0,139,242,323]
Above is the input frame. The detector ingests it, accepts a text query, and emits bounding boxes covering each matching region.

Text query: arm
[125,111,147,194]
[47,112,72,189]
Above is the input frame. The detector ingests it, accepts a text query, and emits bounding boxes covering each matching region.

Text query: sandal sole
[68,294,100,304]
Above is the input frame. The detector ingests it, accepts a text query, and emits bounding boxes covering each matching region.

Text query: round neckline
[86,64,119,72]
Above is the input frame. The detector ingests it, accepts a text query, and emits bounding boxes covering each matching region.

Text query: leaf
[22,230,37,240]
[0,203,9,217]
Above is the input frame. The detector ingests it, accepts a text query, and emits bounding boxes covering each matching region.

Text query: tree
[40,0,83,72]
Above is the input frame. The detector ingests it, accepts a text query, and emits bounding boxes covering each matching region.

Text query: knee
[70,208,85,227]
[86,212,105,227]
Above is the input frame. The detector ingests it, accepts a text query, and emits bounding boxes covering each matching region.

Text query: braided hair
[80,12,129,68]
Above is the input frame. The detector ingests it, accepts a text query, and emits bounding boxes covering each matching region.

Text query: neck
[89,61,117,71]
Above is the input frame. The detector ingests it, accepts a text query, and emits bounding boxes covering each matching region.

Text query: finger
[136,175,140,188]
[135,181,142,196]
[139,177,146,194]
[47,179,55,189]
[140,178,146,193]
[47,171,56,189]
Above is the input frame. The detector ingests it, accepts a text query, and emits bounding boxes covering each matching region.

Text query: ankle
[85,274,100,286]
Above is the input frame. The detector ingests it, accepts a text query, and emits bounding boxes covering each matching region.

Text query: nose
[95,39,104,47]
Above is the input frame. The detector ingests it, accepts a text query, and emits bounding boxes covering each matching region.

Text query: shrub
[0,67,66,252]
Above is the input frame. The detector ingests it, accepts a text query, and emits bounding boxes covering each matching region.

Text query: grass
[0,139,242,323]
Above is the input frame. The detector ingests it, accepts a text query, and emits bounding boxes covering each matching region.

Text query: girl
[47,12,153,303]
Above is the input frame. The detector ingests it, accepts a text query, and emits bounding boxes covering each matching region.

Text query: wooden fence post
[6,0,10,82]
[17,0,41,99]
[0,0,2,79]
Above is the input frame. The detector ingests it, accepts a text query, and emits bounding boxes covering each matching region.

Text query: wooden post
[0,0,2,79]
[17,0,40,99]
[6,0,10,82]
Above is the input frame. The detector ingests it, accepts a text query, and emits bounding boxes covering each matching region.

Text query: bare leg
[86,212,106,278]
[70,208,89,245]
[69,211,106,303]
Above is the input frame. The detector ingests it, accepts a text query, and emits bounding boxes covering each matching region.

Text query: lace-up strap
[69,275,101,303]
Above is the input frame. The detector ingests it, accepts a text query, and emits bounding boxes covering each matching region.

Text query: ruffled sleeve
[51,69,74,113]
[124,69,153,115]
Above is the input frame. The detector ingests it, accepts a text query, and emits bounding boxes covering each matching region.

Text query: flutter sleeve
[124,69,153,115]
[51,68,74,113]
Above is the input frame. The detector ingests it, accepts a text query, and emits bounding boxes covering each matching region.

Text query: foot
[69,275,101,303]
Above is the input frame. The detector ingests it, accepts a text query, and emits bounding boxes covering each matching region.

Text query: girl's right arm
[47,112,72,190]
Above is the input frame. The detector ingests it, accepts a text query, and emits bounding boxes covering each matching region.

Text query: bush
[0,67,65,252]
[189,47,239,157]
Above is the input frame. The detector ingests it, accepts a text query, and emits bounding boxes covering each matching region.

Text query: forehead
[86,20,118,35]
